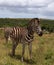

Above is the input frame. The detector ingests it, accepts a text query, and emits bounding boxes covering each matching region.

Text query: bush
[0,18,54,33]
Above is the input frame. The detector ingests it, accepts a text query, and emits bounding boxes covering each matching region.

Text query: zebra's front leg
[12,41,18,56]
[28,43,32,60]
[21,43,25,62]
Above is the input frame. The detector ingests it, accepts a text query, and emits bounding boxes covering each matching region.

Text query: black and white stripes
[11,27,34,43]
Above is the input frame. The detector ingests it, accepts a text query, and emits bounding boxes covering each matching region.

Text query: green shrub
[0,18,54,33]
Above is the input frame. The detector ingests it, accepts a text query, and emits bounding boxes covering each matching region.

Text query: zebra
[4,18,43,61]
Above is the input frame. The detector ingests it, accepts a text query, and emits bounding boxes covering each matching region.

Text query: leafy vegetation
[0,18,54,32]
[0,18,29,27]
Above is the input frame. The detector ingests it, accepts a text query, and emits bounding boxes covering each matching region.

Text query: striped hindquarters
[11,27,21,41]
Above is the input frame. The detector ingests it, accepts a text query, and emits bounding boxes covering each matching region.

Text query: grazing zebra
[4,18,43,61]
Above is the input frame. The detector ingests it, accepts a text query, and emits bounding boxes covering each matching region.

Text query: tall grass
[0,30,54,65]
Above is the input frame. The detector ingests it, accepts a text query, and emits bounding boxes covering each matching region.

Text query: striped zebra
[4,18,43,61]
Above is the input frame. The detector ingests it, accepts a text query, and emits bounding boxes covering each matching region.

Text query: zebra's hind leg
[21,43,25,62]
[12,41,18,56]
[28,43,32,60]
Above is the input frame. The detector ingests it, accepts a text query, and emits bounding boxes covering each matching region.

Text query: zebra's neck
[28,28,34,38]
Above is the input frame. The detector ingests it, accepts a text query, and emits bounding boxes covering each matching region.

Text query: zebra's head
[27,18,43,36]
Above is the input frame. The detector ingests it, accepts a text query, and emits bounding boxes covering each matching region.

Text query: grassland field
[0,18,54,65]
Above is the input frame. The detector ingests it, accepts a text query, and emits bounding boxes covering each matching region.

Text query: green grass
[0,30,54,65]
